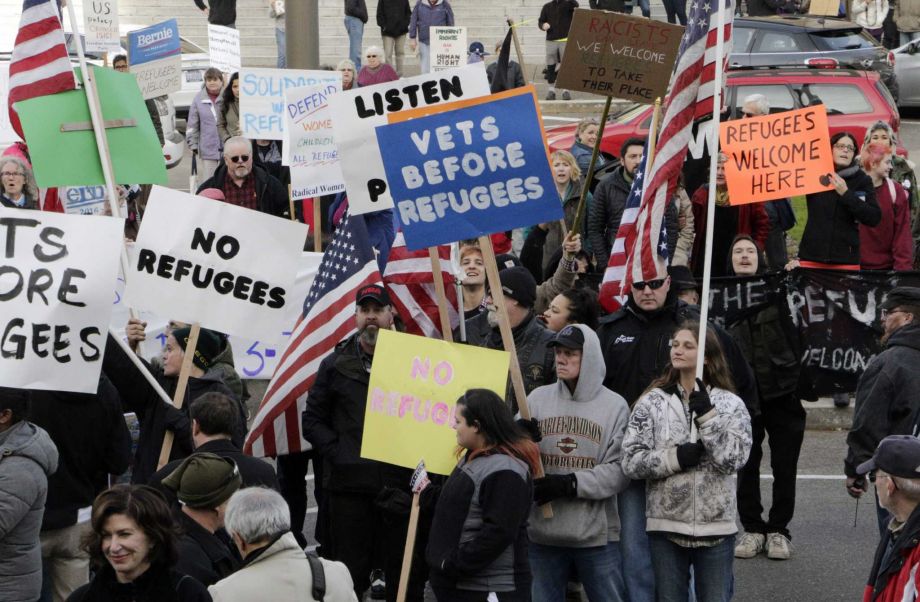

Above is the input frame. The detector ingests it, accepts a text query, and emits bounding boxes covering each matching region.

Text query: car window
[809,30,878,51]
[732,84,796,114]
[733,28,756,53]
[754,32,803,53]
[797,84,873,114]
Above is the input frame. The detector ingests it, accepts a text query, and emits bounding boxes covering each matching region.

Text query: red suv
[547,68,905,161]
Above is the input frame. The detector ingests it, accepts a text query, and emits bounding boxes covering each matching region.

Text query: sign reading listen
[375,87,561,250]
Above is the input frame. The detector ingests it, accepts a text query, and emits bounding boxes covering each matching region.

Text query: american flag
[599,0,733,313]
[8,0,77,139]
[384,232,459,339]
[244,213,381,457]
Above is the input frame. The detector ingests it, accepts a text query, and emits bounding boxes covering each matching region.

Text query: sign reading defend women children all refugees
[374,86,562,250]
[361,330,510,475]
[124,186,308,342]
[283,78,345,200]
[327,63,490,216]
[0,209,124,394]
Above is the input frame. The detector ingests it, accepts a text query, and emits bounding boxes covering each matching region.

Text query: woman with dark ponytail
[427,389,539,601]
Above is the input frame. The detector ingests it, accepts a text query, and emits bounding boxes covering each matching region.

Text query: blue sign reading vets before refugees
[375,88,561,250]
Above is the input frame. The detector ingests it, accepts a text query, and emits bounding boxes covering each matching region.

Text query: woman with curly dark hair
[217,72,241,144]
[67,485,210,602]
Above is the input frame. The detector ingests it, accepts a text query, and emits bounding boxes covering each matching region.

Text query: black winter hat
[495,266,537,308]
[881,287,920,310]
[172,327,221,372]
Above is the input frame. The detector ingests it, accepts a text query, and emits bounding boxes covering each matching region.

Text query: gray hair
[224,488,291,544]
[0,156,38,206]
[223,136,252,156]
[892,475,920,501]
[365,46,384,59]
[337,58,356,72]
[743,94,770,116]
[864,120,897,148]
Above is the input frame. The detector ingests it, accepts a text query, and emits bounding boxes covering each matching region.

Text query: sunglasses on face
[228,155,250,163]
[633,279,666,291]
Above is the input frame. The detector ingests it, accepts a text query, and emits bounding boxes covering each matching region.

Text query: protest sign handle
[507,17,530,84]
[396,492,421,602]
[570,95,613,236]
[478,235,553,518]
[108,327,178,409]
[313,198,322,252]
[157,323,201,470]
[428,247,454,342]
[288,185,296,222]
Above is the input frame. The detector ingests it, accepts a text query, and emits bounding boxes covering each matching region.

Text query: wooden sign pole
[313,198,323,252]
[478,235,552,517]
[507,17,530,84]
[570,95,613,236]
[157,323,201,469]
[428,247,453,343]
[395,492,421,602]
[287,185,296,222]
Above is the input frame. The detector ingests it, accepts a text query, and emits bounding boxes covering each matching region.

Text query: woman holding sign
[427,389,539,601]
[622,322,752,602]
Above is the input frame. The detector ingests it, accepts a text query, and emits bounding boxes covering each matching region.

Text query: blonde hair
[551,150,581,182]
[575,118,599,142]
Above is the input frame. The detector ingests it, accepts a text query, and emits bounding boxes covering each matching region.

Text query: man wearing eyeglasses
[197,136,290,219]
[857,435,920,601]
[845,287,920,537]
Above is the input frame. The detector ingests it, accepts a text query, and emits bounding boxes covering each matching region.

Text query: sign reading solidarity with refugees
[0,208,123,394]
[431,26,467,72]
[375,87,561,250]
[556,9,683,103]
[84,0,121,53]
[239,68,341,140]
[282,78,345,200]
[362,329,509,475]
[128,19,182,100]
[720,105,835,204]
[328,63,490,216]
[207,24,242,73]
[124,186,308,342]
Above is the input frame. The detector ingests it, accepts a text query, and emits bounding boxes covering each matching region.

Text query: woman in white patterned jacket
[622,321,752,602]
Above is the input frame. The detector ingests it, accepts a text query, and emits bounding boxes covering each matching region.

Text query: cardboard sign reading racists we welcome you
[375,86,561,250]
[719,105,835,205]
[0,209,124,393]
[328,63,490,216]
[361,330,509,475]
[556,9,683,103]
[124,187,308,342]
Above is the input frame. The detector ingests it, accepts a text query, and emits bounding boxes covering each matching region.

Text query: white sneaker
[734,532,765,558]
[766,532,793,560]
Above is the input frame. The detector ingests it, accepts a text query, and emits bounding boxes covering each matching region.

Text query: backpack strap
[305,552,326,600]
[887,177,896,206]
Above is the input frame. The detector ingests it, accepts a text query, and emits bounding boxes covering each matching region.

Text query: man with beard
[302,285,422,601]
[197,136,289,218]
[845,287,920,534]
[462,266,556,411]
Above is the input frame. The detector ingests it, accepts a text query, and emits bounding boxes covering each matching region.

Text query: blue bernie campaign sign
[375,90,561,251]
[128,19,181,66]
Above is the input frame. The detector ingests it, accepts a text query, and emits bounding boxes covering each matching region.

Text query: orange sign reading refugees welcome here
[719,105,834,205]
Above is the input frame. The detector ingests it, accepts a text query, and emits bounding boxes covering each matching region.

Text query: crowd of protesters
[7,0,920,601]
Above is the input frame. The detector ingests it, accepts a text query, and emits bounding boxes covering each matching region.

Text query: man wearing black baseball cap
[846,287,920,533]
[860,435,920,601]
[303,283,423,599]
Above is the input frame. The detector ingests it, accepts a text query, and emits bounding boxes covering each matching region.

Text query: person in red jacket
[690,153,770,277]
[859,142,914,271]
[858,435,920,602]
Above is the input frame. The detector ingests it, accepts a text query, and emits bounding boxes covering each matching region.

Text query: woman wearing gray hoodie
[525,324,631,602]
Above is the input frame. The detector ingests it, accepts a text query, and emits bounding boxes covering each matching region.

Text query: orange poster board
[719,105,834,205]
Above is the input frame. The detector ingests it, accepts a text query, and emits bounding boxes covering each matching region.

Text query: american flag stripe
[599,0,732,312]
[8,0,76,138]
[244,213,381,457]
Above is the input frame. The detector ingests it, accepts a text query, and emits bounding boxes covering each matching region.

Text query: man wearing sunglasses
[197,136,290,219]
[846,287,920,536]
[857,435,920,602]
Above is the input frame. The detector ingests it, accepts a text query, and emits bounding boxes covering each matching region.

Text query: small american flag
[244,212,382,457]
[384,232,459,339]
[599,0,733,313]
[8,0,77,139]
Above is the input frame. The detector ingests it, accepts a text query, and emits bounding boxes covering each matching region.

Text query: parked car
[546,68,905,164]
[893,38,920,107]
[732,16,898,100]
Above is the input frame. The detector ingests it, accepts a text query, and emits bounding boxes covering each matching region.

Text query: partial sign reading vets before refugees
[375,87,561,250]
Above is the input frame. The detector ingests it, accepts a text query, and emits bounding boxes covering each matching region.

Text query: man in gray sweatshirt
[524,324,630,602]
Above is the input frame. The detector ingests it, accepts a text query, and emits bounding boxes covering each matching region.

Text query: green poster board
[16,65,168,187]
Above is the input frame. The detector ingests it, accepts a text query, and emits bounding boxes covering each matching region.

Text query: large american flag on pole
[383,233,460,339]
[245,213,381,457]
[8,0,77,139]
[599,0,733,313]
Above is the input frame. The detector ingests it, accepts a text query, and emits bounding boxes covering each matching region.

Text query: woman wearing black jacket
[427,389,540,601]
[797,131,882,269]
